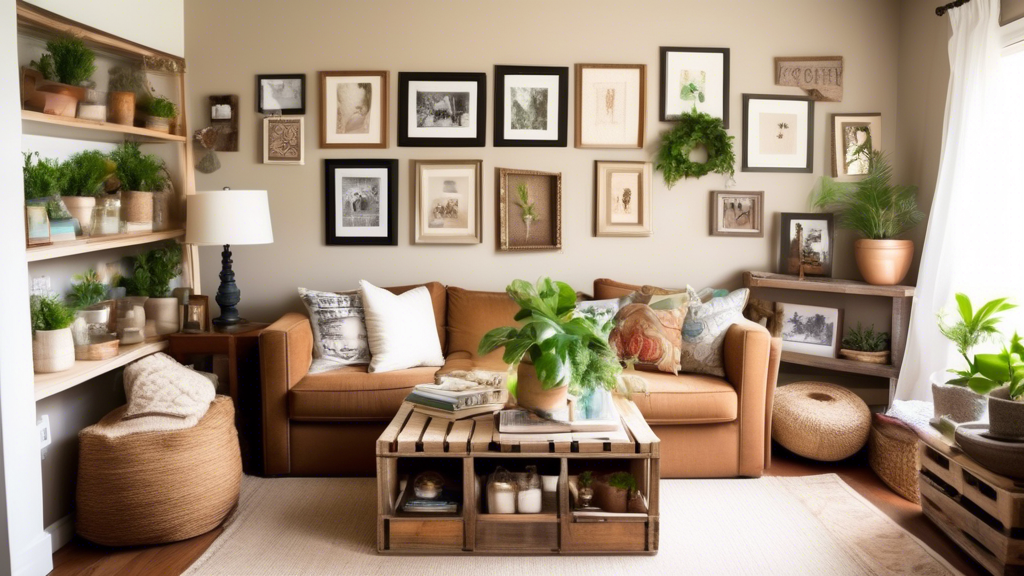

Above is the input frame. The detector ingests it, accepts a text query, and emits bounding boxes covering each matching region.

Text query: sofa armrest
[722,320,780,477]
[259,312,313,475]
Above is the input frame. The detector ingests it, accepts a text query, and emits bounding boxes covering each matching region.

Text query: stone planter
[61,196,96,235]
[515,362,567,414]
[32,327,75,374]
[931,371,988,423]
[108,91,135,125]
[854,239,914,286]
[120,190,153,224]
[592,476,628,513]
[987,386,1024,442]
[144,297,179,336]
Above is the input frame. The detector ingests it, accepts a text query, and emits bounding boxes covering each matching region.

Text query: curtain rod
[936,0,970,16]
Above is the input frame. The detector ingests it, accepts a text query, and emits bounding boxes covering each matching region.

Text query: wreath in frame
[655,107,735,187]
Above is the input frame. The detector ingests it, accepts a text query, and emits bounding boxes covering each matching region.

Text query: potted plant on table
[30,294,76,374]
[57,150,115,235]
[960,333,1024,441]
[839,322,890,364]
[109,141,166,227]
[118,246,183,337]
[144,97,178,134]
[593,471,636,513]
[478,278,622,414]
[27,35,96,117]
[813,151,924,285]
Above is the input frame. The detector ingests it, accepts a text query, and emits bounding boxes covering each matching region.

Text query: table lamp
[185,189,274,328]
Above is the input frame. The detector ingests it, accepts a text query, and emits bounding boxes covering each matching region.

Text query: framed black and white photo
[257,74,305,115]
[575,64,646,149]
[710,190,763,237]
[779,212,834,278]
[263,116,304,165]
[660,47,730,125]
[412,159,482,244]
[778,302,843,358]
[494,65,568,147]
[320,71,388,149]
[325,159,398,246]
[742,94,813,172]
[398,72,486,147]
[831,113,882,180]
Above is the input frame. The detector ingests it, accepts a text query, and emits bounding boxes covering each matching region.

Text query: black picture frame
[778,212,834,278]
[742,94,814,173]
[398,72,487,147]
[493,65,569,147]
[257,74,306,115]
[659,47,730,126]
[324,159,398,246]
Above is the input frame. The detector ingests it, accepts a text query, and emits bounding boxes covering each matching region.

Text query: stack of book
[405,383,507,420]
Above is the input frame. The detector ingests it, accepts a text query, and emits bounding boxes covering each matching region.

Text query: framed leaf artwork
[659,47,730,125]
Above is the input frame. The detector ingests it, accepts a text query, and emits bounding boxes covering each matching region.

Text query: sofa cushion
[593,278,642,300]
[627,369,738,425]
[387,282,447,352]
[289,365,439,421]
[438,350,510,375]
[446,286,519,362]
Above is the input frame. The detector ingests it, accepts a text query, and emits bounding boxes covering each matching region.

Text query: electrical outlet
[31,276,50,296]
[37,415,51,450]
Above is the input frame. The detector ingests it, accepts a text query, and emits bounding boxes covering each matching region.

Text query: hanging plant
[655,107,735,187]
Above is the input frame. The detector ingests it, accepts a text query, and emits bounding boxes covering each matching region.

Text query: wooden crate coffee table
[376,395,660,555]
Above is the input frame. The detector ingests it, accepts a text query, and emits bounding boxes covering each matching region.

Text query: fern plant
[30,294,76,332]
[22,152,60,200]
[109,141,166,192]
[30,35,96,86]
[514,183,540,240]
[607,472,638,494]
[841,323,889,352]
[147,97,178,118]
[118,246,182,298]
[57,150,114,198]
[67,269,107,309]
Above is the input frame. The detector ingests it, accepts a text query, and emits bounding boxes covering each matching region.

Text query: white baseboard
[13,530,52,576]
[44,514,73,552]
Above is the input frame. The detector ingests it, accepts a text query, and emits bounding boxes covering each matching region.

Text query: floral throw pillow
[608,292,690,374]
[298,287,370,372]
[679,287,749,377]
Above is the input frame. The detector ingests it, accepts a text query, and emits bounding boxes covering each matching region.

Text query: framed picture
[412,159,482,244]
[742,94,814,173]
[778,302,843,358]
[779,212,834,278]
[494,65,568,147]
[257,74,305,115]
[710,190,763,237]
[831,113,882,180]
[398,72,486,147]
[25,205,50,246]
[594,161,652,237]
[263,116,304,165]
[183,295,210,334]
[575,64,646,149]
[659,47,730,125]
[498,168,561,251]
[324,159,398,246]
[319,71,388,149]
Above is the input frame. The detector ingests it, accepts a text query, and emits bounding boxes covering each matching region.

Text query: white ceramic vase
[32,327,75,373]
[144,297,180,336]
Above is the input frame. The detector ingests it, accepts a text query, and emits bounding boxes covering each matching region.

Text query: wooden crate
[376,396,660,555]
[918,439,1024,576]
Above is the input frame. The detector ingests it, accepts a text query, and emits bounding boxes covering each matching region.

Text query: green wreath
[655,108,735,187]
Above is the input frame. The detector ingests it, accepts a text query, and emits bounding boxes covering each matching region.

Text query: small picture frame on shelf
[324,158,399,246]
[498,167,561,251]
[257,74,306,115]
[710,190,763,237]
[779,212,834,278]
[742,94,814,173]
[319,70,388,149]
[25,205,50,246]
[398,72,486,147]
[594,160,652,237]
[183,295,210,333]
[659,47,730,125]
[575,64,646,149]
[263,116,304,165]
[831,113,882,180]
[412,159,482,244]
[494,65,569,147]
[778,302,843,358]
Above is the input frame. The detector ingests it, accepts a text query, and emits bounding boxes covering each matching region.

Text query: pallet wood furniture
[376,395,660,555]
[918,435,1024,575]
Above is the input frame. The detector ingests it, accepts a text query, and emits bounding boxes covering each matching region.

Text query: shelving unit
[26,229,185,262]
[34,340,169,401]
[21,110,188,142]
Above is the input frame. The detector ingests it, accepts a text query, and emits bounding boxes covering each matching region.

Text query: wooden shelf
[34,339,168,401]
[744,271,915,298]
[26,229,184,262]
[781,351,900,379]
[22,110,187,142]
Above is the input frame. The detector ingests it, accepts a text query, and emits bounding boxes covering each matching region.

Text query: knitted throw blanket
[107,353,216,437]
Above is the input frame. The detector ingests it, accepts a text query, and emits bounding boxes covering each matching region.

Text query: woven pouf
[76,396,241,546]
[772,382,871,461]
[868,414,921,503]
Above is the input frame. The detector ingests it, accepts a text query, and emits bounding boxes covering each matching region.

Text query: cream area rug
[183,474,959,576]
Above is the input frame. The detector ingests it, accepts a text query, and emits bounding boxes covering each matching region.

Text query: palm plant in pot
[118,246,183,336]
[56,150,115,235]
[28,35,96,117]
[812,151,924,285]
[110,141,166,226]
[30,294,76,374]
[478,278,622,415]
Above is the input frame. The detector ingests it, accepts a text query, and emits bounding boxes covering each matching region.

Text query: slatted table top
[377,395,659,458]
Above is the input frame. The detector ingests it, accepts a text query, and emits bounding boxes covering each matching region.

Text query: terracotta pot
[854,239,914,286]
[27,89,78,117]
[61,196,96,234]
[987,386,1024,441]
[108,91,135,125]
[121,190,153,223]
[33,327,75,374]
[37,82,87,101]
[145,115,171,133]
[592,477,628,513]
[931,372,988,423]
[839,349,890,364]
[144,297,179,336]
[515,362,568,413]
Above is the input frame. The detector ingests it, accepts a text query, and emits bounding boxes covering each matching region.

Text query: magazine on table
[498,389,621,434]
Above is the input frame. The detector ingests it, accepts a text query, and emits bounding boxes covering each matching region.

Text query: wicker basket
[868,413,920,504]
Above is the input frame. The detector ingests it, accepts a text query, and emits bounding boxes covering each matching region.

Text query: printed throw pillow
[679,286,749,377]
[608,291,690,374]
[298,288,370,372]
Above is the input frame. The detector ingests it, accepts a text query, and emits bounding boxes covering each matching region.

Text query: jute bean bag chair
[76,396,241,546]
[772,382,871,462]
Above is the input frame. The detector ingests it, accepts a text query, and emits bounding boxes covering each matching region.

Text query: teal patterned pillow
[679,287,749,376]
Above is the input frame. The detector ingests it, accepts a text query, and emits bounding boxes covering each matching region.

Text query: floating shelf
[34,339,168,401]
[26,229,185,262]
[21,110,187,143]
[744,271,915,298]
[781,351,900,379]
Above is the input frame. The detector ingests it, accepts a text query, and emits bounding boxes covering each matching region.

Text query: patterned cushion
[679,287,749,376]
[608,292,690,374]
[298,288,370,371]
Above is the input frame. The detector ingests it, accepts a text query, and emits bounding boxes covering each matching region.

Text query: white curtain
[895,0,1004,401]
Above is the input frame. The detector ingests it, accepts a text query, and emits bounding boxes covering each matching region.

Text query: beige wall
[1003,0,1024,24]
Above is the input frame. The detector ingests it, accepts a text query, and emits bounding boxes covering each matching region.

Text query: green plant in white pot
[30,294,76,373]
[57,150,115,235]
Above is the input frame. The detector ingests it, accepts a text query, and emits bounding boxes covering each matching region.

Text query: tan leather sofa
[259,279,781,478]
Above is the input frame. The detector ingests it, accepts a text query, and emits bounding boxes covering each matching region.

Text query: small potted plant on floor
[110,141,166,228]
[27,35,96,117]
[593,471,636,513]
[119,245,182,336]
[839,322,890,364]
[144,96,178,134]
[30,294,76,374]
[57,150,115,235]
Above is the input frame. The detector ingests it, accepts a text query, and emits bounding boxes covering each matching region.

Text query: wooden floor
[51,446,987,576]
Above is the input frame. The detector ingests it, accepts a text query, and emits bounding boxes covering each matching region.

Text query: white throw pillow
[359,280,445,373]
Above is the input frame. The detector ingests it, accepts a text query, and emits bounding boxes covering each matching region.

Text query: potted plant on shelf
[30,294,76,374]
[109,141,166,228]
[812,151,924,285]
[593,471,636,513]
[839,322,890,364]
[118,246,182,336]
[26,35,96,117]
[478,277,622,414]
[577,471,595,508]
[57,150,115,235]
[107,64,151,126]
[144,97,177,134]
[67,269,119,361]
[23,152,78,241]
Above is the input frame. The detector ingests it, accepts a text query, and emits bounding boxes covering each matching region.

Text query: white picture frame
[742,94,814,173]
[412,160,482,244]
[575,64,646,149]
[779,303,843,358]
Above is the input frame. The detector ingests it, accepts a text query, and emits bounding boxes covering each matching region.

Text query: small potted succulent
[110,141,166,226]
[839,322,890,364]
[593,471,636,513]
[118,246,182,336]
[26,35,96,117]
[30,294,76,374]
[577,471,595,508]
[144,96,178,134]
[56,150,115,235]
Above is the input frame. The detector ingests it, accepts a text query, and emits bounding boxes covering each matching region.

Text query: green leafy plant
[109,141,166,192]
[22,152,60,200]
[108,64,153,102]
[30,35,96,86]
[655,107,735,186]
[30,294,75,332]
[680,82,705,103]
[147,97,178,119]
[812,151,924,240]
[67,269,107,309]
[478,278,621,400]
[842,322,889,352]
[965,333,1024,399]
[57,150,114,198]
[938,293,1016,389]
[607,471,638,494]
[514,183,540,240]
[578,471,593,489]
[117,246,182,298]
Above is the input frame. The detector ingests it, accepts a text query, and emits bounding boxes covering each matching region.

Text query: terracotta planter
[839,349,890,364]
[854,239,914,286]
[515,362,568,413]
[931,371,988,423]
[987,387,1024,442]
[592,476,628,513]
[145,115,171,133]
[144,297,179,336]
[61,196,96,234]
[32,327,75,374]
[27,89,78,117]
[121,190,153,223]
[108,91,135,125]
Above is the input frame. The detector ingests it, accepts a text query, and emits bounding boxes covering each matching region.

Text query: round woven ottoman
[772,382,871,461]
[76,396,241,546]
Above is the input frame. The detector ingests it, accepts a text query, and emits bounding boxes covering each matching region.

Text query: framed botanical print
[256,74,305,115]
[742,94,814,173]
[659,47,730,125]
[494,65,568,147]
[779,212,834,278]
[498,168,561,251]
[831,113,882,180]
[263,117,304,165]
[324,159,398,246]
[575,64,646,149]
[710,190,763,237]
[319,71,388,149]
[594,161,652,237]
[398,72,486,147]
[778,302,843,358]
[412,159,482,244]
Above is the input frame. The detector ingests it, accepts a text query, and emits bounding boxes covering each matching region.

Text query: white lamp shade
[186,189,274,246]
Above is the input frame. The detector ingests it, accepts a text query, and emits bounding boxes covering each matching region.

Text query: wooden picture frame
[183,295,211,333]
[710,190,763,237]
[742,94,814,173]
[319,70,388,149]
[412,159,483,244]
[257,74,305,115]
[778,302,844,358]
[594,161,653,237]
[208,94,238,151]
[494,65,569,147]
[659,47,730,125]
[830,112,882,180]
[325,159,399,246]
[398,72,486,147]
[575,64,646,149]
[263,116,304,165]
[498,167,561,251]
[25,205,50,246]
[778,212,834,278]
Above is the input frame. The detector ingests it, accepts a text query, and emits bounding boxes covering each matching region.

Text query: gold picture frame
[498,167,562,251]
[594,161,652,237]
[412,159,483,244]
